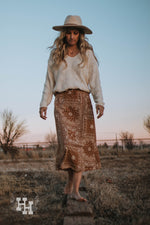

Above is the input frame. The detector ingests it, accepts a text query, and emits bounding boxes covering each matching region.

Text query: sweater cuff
[95,102,105,107]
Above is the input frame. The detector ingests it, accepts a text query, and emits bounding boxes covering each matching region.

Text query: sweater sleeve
[88,51,105,107]
[40,55,55,108]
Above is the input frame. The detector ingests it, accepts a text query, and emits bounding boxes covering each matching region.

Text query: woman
[39,15,105,202]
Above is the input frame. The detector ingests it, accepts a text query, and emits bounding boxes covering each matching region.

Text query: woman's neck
[67,45,79,57]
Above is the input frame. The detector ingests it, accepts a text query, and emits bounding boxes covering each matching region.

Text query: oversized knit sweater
[40,49,104,108]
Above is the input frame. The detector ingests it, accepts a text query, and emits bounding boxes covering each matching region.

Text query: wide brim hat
[52,15,92,34]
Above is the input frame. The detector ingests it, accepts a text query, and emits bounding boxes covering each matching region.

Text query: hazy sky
[0,0,150,142]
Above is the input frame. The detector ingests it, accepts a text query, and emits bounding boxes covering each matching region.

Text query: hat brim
[52,24,92,34]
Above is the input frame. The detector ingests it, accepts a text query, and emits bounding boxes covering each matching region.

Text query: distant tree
[113,141,119,149]
[45,130,57,147]
[120,131,134,150]
[0,109,28,158]
[144,115,150,134]
[102,142,108,148]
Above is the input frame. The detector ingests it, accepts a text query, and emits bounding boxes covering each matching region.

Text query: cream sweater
[40,49,104,108]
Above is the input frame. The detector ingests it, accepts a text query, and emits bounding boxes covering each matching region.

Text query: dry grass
[0,146,57,160]
[84,152,150,225]
[0,170,67,225]
[0,145,149,160]
[98,145,150,156]
[0,147,150,225]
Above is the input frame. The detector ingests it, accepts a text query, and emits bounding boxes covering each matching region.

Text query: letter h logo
[16,197,33,215]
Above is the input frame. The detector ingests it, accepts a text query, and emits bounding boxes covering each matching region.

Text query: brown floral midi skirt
[54,89,101,172]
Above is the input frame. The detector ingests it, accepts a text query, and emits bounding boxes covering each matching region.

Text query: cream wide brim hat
[52,15,92,34]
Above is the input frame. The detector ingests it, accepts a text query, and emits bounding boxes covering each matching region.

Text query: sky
[0,0,150,143]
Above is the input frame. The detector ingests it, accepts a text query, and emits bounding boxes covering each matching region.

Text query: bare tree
[144,115,150,134]
[120,131,134,150]
[0,109,28,157]
[45,130,57,146]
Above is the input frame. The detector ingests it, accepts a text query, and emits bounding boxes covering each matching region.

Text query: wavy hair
[49,29,98,69]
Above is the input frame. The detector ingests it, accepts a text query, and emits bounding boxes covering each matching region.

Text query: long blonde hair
[49,29,98,69]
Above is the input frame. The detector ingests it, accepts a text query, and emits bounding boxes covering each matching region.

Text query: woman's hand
[39,107,47,120]
[96,105,104,119]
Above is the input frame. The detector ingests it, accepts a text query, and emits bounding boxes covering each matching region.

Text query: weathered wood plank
[63,216,95,225]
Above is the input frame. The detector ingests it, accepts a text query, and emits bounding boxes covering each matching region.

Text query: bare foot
[64,183,73,194]
[69,192,87,202]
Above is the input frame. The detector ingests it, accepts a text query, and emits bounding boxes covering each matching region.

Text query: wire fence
[97,138,150,146]
[14,138,150,150]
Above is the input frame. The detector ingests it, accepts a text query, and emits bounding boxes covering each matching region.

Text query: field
[0,147,150,225]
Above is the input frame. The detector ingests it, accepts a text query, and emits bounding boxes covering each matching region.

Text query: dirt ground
[0,151,150,225]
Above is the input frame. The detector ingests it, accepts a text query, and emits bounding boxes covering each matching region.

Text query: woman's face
[65,29,80,46]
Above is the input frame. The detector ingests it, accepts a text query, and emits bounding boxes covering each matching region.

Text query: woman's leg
[71,171,87,201]
[64,169,73,194]
[72,171,82,194]
[64,169,87,201]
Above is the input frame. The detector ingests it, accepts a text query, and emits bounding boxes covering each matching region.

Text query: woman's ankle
[64,183,73,194]
[72,191,80,196]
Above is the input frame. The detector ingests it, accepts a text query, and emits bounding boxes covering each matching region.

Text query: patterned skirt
[54,89,101,172]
